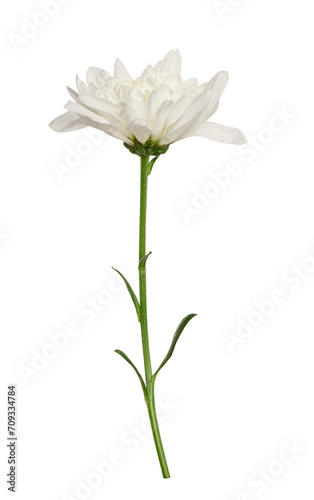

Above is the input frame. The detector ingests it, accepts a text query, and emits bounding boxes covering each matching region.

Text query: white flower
[49,49,246,149]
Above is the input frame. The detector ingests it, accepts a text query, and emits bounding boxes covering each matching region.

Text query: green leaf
[112,267,140,322]
[115,349,147,399]
[138,251,152,272]
[148,156,159,175]
[152,313,197,380]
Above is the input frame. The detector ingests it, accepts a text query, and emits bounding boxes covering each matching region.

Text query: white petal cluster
[49,50,245,147]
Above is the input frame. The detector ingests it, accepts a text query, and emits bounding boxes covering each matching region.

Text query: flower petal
[165,90,218,142]
[147,85,172,123]
[140,64,155,80]
[64,100,128,141]
[166,95,192,129]
[49,111,86,132]
[154,49,181,76]
[86,66,110,88]
[184,121,246,144]
[67,86,80,103]
[78,94,121,125]
[170,89,215,129]
[114,58,133,82]
[124,88,147,121]
[129,119,152,144]
[76,74,89,94]
[64,100,110,124]
[76,115,131,142]
[119,102,137,125]
[151,100,173,138]
[183,78,198,93]
[207,71,229,99]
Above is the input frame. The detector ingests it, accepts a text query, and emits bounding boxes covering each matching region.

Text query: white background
[1,1,313,499]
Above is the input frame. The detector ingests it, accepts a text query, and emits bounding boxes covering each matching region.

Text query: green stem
[139,156,152,387]
[138,155,170,479]
[146,379,170,478]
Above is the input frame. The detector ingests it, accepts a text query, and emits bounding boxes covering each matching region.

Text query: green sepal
[152,313,197,380]
[112,267,140,322]
[115,349,148,400]
[138,251,152,272]
[124,138,170,158]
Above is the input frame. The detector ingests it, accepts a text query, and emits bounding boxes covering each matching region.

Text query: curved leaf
[152,313,197,379]
[115,349,147,399]
[148,156,159,175]
[112,267,140,322]
[138,251,152,272]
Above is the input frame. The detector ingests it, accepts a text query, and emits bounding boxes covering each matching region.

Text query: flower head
[49,50,245,152]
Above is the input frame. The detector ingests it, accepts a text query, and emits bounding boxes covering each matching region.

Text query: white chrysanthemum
[49,49,245,148]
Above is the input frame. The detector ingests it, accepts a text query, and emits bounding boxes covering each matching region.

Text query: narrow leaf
[138,251,152,272]
[148,156,159,175]
[115,349,147,398]
[112,267,140,322]
[153,313,197,379]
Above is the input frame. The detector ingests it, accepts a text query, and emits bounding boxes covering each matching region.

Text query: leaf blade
[112,267,140,322]
[138,251,152,272]
[153,313,197,379]
[115,349,147,399]
[148,156,159,175]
